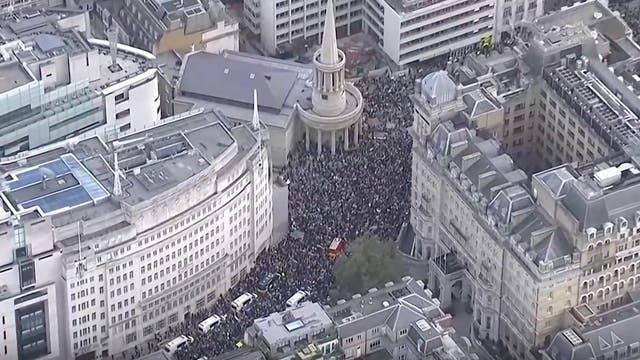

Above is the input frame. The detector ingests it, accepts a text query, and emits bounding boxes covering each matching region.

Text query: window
[115,109,130,120]
[19,261,36,290]
[14,225,26,258]
[119,123,131,132]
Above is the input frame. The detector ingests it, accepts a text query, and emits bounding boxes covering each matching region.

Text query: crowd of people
[171,68,437,360]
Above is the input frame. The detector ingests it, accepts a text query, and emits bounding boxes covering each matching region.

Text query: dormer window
[619,217,628,232]
[586,227,597,241]
[604,222,614,235]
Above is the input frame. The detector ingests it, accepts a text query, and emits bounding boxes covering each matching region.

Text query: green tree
[330,236,408,301]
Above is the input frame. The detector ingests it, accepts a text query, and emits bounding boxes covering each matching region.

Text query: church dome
[421,70,457,106]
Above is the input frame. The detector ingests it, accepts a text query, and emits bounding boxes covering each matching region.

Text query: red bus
[326,238,345,260]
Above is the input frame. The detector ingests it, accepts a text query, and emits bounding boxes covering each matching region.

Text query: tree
[330,236,408,301]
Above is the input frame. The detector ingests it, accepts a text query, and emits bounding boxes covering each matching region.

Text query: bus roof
[233,292,254,304]
[167,335,189,346]
[328,238,344,250]
[199,315,221,326]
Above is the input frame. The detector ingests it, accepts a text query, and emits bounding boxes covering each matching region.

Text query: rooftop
[427,122,575,272]
[328,278,444,339]
[534,155,640,232]
[252,302,334,346]
[112,0,234,45]
[0,9,155,90]
[180,51,299,111]
[0,61,34,92]
[177,50,312,129]
[544,300,640,360]
[542,57,640,152]
[0,108,256,224]
[526,0,640,60]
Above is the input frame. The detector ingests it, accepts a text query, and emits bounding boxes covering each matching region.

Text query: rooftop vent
[594,167,622,188]
[250,73,255,79]
[223,68,229,74]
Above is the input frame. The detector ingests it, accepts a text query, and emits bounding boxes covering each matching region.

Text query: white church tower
[297,0,363,155]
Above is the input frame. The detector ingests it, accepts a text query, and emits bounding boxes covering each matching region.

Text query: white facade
[495,0,543,33]
[363,0,495,65]
[203,20,241,54]
[254,0,544,64]
[0,109,272,359]
[0,216,63,360]
[258,0,363,55]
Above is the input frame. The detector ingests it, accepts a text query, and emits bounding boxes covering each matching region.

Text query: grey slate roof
[179,52,299,111]
[545,302,640,360]
[429,122,575,270]
[535,164,640,232]
[462,91,498,117]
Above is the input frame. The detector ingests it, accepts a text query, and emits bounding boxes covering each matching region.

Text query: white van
[231,292,257,311]
[198,314,226,334]
[163,335,193,355]
[286,290,310,307]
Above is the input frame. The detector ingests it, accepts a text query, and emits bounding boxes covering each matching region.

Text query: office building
[0,107,273,359]
[252,0,543,64]
[0,9,160,157]
[244,301,338,359]
[408,1,640,359]
[108,0,239,55]
[252,0,363,56]
[362,0,494,65]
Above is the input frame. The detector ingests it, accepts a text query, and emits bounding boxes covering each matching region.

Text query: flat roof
[0,108,257,222]
[2,154,109,216]
[0,62,33,92]
[253,302,333,346]
[533,0,613,31]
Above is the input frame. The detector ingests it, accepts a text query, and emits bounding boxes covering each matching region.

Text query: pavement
[449,299,495,360]
[271,183,289,246]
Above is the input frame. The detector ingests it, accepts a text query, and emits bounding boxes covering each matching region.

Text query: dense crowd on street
[166,67,440,360]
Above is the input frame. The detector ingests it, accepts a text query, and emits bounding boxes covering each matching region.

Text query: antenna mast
[113,151,122,196]
[252,89,262,147]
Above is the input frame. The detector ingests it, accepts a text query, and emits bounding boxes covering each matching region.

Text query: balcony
[432,252,466,275]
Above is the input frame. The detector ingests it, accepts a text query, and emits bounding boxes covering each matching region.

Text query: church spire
[320,0,339,65]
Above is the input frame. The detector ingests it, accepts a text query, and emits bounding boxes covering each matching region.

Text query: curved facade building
[297,0,363,155]
[0,108,272,359]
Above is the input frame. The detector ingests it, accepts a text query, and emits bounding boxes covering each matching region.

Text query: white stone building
[363,0,495,65]
[251,0,543,64]
[0,107,272,359]
[253,0,363,55]
[0,10,160,157]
